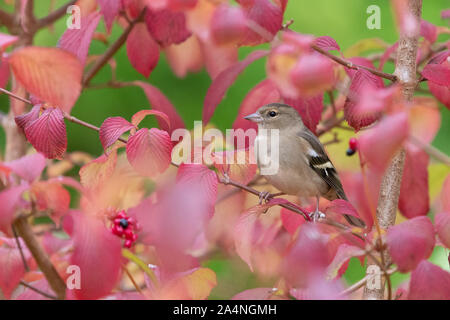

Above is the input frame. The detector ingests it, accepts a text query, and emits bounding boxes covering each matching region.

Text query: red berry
[117,211,127,219]
[112,225,124,236]
[349,138,358,150]
[124,228,134,240]
[124,240,133,248]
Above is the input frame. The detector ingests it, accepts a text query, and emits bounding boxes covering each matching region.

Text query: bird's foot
[309,210,326,223]
[258,191,272,205]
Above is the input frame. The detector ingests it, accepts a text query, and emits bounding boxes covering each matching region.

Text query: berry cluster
[346,137,358,156]
[110,211,139,248]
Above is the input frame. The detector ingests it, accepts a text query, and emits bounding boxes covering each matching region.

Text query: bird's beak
[244,112,263,123]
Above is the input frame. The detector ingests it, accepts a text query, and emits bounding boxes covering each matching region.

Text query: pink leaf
[379,42,398,71]
[203,50,269,125]
[164,36,203,78]
[408,261,450,300]
[70,213,122,300]
[0,55,10,89]
[58,12,101,65]
[31,181,70,225]
[359,112,409,173]
[145,8,191,47]
[233,79,280,132]
[289,52,335,97]
[344,68,383,131]
[326,244,365,279]
[0,185,28,235]
[98,0,121,32]
[9,47,82,112]
[127,22,159,77]
[199,39,238,79]
[0,247,25,299]
[282,223,331,287]
[99,117,134,151]
[280,207,306,235]
[210,4,246,46]
[420,19,438,43]
[126,128,172,177]
[314,36,340,52]
[134,81,185,133]
[435,212,450,249]
[0,33,18,50]
[442,175,450,212]
[131,109,170,129]
[237,0,283,46]
[4,152,46,182]
[16,278,54,300]
[398,146,429,218]
[167,0,198,11]
[213,148,257,185]
[387,216,435,272]
[442,9,450,20]
[408,96,441,148]
[283,94,324,133]
[422,63,450,87]
[176,164,218,212]
[24,107,67,159]
[232,288,277,300]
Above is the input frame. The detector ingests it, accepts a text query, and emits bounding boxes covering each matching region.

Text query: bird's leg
[309,196,326,222]
[258,191,272,205]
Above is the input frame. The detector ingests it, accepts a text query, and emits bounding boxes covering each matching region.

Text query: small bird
[244,103,365,228]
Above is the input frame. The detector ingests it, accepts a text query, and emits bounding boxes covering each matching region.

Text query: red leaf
[14,105,40,132]
[79,150,117,190]
[126,128,172,177]
[131,109,170,129]
[326,244,365,279]
[359,112,409,173]
[98,0,121,32]
[127,22,159,77]
[398,146,429,218]
[280,207,306,235]
[0,185,28,235]
[314,36,341,52]
[379,42,398,71]
[435,212,450,249]
[237,0,283,46]
[4,152,46,182]
[24,108,67,159]
[0,247,25,299]
[31,181,70,225]
[386,216,435,272]
[344,69,383,131]
[70,213,122,300]
[203,50,269,125]
[233,79,280,132]
[9,47,82,112]
[408,261,450,300]
[420,19,438,43]
[0,55,10,89]
[145,8,191,47]
[134,81,185,133]
[422,63,450,87]
[99,117,134,151]
[325,199,366,229]
[58,12,101,65]
[167,0,198,11]
[408,96,441,148]
[429,81,450,109]
[211,4,246,46]
[442,175,450,212]
[283,94,323,133]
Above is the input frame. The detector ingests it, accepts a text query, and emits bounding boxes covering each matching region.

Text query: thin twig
[83,9,146,86]
[311,44,398,82]
[19,280,58,300]
[37,0,77,28]
[409,136,450,166]
[12,224,30,272]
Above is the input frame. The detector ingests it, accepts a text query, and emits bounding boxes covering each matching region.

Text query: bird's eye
[268,111,277,117]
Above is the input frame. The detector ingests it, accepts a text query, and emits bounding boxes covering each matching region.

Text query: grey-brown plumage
[244,103,365,228]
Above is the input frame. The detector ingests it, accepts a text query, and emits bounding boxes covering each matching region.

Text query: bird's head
[244,103,303,130]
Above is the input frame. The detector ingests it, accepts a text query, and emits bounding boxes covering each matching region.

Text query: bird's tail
[337,189,366,228]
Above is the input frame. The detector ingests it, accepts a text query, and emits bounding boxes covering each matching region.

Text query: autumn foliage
[0,0,449,300]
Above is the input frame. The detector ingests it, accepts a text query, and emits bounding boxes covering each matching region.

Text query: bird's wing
[297,129,347,200]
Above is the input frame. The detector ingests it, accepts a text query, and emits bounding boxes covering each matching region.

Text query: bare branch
[0,9,14,29]
[363,0,423,300]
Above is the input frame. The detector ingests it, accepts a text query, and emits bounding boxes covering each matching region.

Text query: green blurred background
[0,0,449,298]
